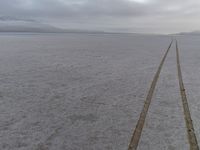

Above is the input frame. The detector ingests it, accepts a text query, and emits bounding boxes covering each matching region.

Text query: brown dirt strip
[128,40,173,150]
[176,40,199,150]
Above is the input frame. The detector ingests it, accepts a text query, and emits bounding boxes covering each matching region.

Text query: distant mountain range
[2,16,200,35]
[0,22,109,33]
[0,23,63,33]
[0,16,152,34]
[0,17,108,33]
[0,16,62,33]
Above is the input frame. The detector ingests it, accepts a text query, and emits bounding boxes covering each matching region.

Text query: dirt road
[128,40,199,150]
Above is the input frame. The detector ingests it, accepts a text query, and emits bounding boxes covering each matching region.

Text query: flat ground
[0,33,199,150]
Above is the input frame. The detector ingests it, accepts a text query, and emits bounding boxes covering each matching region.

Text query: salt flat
[0,33,198,150]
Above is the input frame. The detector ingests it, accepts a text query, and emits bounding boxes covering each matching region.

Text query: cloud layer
[0,0,200,33]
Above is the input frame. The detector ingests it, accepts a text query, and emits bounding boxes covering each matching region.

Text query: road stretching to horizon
[128,40,199,150]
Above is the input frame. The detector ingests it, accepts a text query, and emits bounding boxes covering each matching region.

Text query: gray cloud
[0,0,152,18]
[0,0,200,33]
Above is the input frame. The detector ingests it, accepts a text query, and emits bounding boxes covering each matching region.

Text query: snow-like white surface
[0,33,197,150]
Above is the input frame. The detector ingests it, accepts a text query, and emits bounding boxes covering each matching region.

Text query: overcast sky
[0,0,200,33]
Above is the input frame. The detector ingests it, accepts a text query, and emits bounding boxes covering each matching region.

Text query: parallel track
[176,40,199,150]
[128,40,199,150]
[128,41,173,150]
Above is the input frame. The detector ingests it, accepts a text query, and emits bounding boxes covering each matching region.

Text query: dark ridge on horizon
[172,30,200,35]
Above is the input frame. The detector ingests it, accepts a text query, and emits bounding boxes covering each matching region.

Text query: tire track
[128,40,173,150]
[176,40,199,150]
